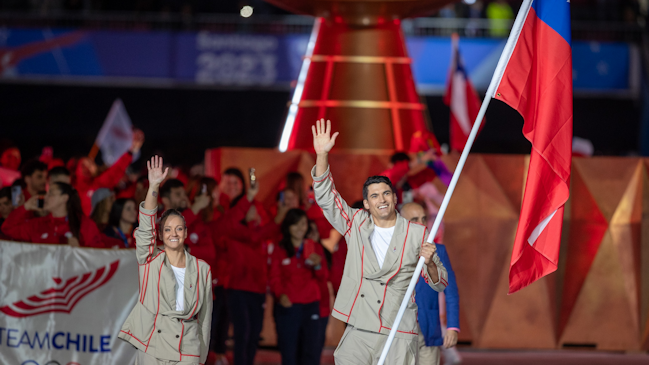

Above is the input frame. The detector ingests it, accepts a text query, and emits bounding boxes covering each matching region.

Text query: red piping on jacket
[120,330,147,346]
[377,222,410,333]
[145,263,164,352]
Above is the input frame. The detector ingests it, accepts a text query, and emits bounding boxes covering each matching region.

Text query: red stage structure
[270,0,455,152]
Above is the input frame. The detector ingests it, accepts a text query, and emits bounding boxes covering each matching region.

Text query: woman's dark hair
[279,208,308,258]
[159,209,186,234]
[51,182,84,240]
[108,198,136,228]
[224,167,247,208]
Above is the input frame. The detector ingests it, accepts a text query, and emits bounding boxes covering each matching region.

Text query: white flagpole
[377,1,533,363]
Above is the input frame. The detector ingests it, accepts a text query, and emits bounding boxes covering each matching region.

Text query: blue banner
[0,27,635,94]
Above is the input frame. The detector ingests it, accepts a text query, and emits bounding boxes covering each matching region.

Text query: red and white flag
[95,99,135,166]
[443,34,485,152]
[494,0,573,294]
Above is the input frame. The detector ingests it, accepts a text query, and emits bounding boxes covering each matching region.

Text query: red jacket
[316,246,331,317]
[183,208,217,279]
[75,152,133,215]
[1,206,104,247]
[209,198,255,288]
[269,239,328,305]
[218,201,278,294]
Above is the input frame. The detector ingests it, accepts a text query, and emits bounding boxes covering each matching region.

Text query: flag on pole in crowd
[92,99,136,165]
[443,33,485,152]
[493,0,573,294]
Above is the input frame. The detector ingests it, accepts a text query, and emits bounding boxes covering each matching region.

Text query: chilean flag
[444,34,485,152]
[493,0,573,294]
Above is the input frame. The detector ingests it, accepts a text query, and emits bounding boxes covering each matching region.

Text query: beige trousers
[334,325,418,365]
[417,332,441,365]
[135,350,199,365]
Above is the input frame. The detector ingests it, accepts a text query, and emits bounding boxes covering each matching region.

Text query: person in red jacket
[102,198,137,248]
[74,129,144,215]
[220,181,287,365]
[270,209,328,365]
[1,182,103,247]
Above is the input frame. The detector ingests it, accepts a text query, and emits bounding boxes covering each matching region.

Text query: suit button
[377,300,381,304]
[177,318,180,322]
[158,330,161,333]
[176,335,180,338]
[361,294,365,298]
[380,283,385,286]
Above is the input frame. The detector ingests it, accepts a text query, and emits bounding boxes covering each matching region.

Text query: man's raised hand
[147,155,169,186]
[312,119,339,155]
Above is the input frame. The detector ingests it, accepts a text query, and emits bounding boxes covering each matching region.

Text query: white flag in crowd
[96,99,136,166]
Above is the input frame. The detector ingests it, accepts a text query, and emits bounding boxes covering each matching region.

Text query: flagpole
[88,143,99,160]
[376,1,533,363]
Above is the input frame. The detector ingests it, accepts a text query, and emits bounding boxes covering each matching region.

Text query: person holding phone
[1,182,103,247]
[270,208,328,365]
[119,155,213,365]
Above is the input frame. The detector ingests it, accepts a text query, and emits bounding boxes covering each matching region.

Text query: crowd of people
[0,125,464,365]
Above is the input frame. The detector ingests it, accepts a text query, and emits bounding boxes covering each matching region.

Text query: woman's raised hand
[147,155,169,186]
[312,119,338,155]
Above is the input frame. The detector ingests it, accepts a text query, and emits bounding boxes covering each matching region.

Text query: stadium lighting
[240,6,253,18]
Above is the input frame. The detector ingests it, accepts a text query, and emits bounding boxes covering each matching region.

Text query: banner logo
[1,260,119,318]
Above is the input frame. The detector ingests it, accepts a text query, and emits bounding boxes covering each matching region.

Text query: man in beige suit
[310,119,448,365]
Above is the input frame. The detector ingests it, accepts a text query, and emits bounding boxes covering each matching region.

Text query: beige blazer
[312,166,448,340]
[119,202,212,365]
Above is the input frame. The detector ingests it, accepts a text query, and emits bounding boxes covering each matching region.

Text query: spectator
[74,129,144,215]
[48,166,71,185]
[219,172,287,365]
[270,208,327,365]
[21,159,48,201]
[486,0,514,37]
[1,182,104,247]
[219,167,246,207]
[0,187,13,227]
[103,198,137,248]
[1,147,21,171]
[90,188,115,231]
[306,220,333,365]
[401,202,461,365]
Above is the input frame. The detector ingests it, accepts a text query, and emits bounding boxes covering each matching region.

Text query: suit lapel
[376,215,408,276]
[359,216,381,274]
[183,252,198,315]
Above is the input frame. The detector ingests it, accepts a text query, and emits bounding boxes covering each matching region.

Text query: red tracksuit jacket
[75,152,133,215]
[269,239,328,305]
[1,206,104,247]
[219,201,278,294]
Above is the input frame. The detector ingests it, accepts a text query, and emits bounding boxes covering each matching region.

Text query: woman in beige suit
[119,156,213,365]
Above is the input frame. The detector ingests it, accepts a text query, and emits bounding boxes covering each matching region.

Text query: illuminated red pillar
[273,1,455,152]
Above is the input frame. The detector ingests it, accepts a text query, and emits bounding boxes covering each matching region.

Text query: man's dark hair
[390,152,411,164]
[362,176,395,201]
[21,159,47,177]
[351,200,365,209]
[48,166,70,178]
[160,179,185,199]
[0,187,11,201]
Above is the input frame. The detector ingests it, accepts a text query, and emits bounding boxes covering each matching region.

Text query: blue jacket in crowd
[416,243,460,346]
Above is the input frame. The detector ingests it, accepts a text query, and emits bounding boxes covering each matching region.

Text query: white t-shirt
[371,226,395,268]
[171,265,186,311]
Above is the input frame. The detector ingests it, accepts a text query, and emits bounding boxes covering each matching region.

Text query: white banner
[96,99,134,166]
[0,241,138,365]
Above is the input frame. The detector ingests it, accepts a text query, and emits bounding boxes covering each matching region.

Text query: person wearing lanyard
[103,198,137,248]
[270,208,328,365]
